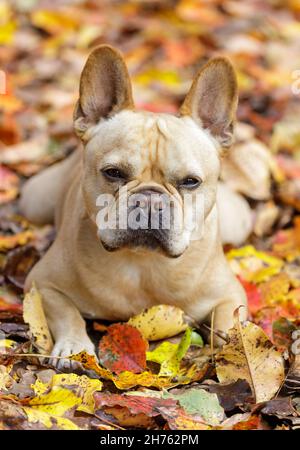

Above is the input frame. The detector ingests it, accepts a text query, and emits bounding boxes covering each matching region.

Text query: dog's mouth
[100,229,182,258]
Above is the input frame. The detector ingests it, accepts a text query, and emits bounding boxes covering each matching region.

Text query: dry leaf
[23,283,53,354]
[128,305,188,340]
[216,309,285,403]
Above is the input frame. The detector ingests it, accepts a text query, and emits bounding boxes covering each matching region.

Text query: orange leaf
[98,324,148,374]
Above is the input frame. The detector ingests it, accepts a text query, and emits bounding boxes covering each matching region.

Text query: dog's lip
[99,230,185,258]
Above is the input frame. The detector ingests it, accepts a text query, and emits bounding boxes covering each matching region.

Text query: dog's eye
[179,177,202,189]
[102,168,126,181]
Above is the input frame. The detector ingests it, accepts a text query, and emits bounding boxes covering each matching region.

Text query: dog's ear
[74,45,134,139]
[180,57,238,148]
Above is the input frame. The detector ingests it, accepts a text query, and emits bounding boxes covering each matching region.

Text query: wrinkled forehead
[85,110,220,177]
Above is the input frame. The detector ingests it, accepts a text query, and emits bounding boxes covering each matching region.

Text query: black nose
[128,190,170,230]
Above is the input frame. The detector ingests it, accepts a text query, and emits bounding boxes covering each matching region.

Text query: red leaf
[94,392,177,417]
[238,277,262,316]
[98,324,148,374]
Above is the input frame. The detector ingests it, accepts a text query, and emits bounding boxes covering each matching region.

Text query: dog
[20,45,248,366]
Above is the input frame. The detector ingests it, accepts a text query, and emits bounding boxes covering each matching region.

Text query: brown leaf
[216,309,285,403]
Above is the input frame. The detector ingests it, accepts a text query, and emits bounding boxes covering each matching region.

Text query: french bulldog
[20,45,248,366]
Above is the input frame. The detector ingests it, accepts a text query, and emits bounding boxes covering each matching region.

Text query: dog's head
[74,45,238,258]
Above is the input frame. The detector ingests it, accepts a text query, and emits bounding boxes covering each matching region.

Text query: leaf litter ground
[0,0,300,430]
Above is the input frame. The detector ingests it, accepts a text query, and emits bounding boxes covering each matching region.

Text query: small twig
[202,324,229,343]
[1,352,64,360]
[210,308,215,364]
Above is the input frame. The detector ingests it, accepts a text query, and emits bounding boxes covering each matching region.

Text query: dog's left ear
[74,45,134,139]
[180,57,238,148]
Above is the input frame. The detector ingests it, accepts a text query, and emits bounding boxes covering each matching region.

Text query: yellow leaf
[23,407,79,430]
[0,339,17,351]
[69,351,205,390]
[22,386,81,429]
[23,283,53,354]
[146,327,193,376]
[227,245,283,283]
[147,341,179,376]
[32,374,102,415]
[128,305,188,340]
[0,366,13,391]
[31,10,79,34]
[135,68,181,87]
[260,273,290,305]
[0,230,33,252]
[28,386,81,414]
[216,310,285,403]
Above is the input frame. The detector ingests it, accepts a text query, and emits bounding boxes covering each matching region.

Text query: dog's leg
[39,287,96,370]
[19,150,80,225]
[211,297,248,347]
[217,182,253,246]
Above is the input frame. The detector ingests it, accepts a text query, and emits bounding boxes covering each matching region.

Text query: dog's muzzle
[98,188,181,256]
[127,189,172,231]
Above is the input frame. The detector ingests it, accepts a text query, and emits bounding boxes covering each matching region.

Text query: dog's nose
[128,189,170,230]
[135,190,165,211]
[131,190,167,213]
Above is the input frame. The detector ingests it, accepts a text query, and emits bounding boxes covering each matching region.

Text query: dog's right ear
[74,45,134,139]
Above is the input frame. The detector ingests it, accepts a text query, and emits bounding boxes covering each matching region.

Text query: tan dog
[20,46,247,366]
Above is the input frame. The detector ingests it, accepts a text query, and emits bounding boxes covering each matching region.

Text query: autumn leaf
[31,373,102,415]
[69,351,206,390]
[22,387,81,430]
[165,388,225,426]
[0,231,33,252]
[215,309,285,403]
[98,323,148,374]
[23,283,53,354]
[0,165,19,204]
[1,0,300,431]
[146,327,194,376]
[0,365,13,391]
[94,391,211,430]
[128,305,188,340]
[227,245,284,283]
[94,391,177,418]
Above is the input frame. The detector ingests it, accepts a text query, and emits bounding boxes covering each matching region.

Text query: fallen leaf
[227,245,284,283]
[0,365,13,391]
[216,309,285,403]
[128,305,188,340]
[201,379,253,412]
[70,351,206,390]
[98,323,148,374]
[0,231,33,252]
[23,282,53,354]
[32,373,102,414]
[0,165,19,204]
[146,327,193,376]
[166,388,225,426]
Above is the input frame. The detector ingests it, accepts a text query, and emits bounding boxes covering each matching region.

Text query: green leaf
[165,388,224,426]
[190,331,204,347]
[146,327,193,377]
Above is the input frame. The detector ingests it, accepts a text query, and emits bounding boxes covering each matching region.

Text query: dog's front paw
[50,336,96,371]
